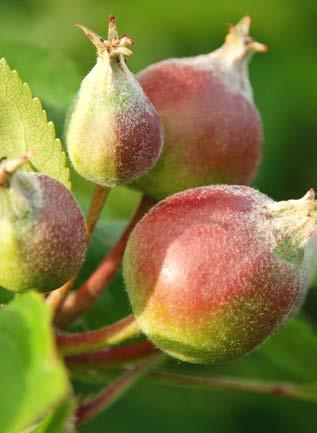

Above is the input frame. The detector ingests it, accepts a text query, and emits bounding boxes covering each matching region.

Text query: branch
[47,185,110,318]
[56,314,142,356]
[76,352,164,424]
[150,371,317,403]
[65,341,157,367]
[86,185,111,240]
[67,353,317,404]
[56,194,153,328]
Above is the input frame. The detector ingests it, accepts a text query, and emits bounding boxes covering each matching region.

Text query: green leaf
[0,291,70,433]
[0,58,70,188]
[32,400,76,433]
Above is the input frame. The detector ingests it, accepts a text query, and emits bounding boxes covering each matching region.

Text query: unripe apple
[0,158,87,293]
[66,16,163,187]
[123,185,316,363]
[134,17,266,200]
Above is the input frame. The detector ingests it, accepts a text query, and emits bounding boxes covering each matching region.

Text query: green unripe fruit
[66,16,163,187]
[0,158,87,293]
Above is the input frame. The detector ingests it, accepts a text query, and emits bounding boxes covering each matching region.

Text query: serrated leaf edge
[0,58,71,189]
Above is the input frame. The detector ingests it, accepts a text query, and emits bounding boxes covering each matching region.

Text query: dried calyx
[212,16,267,65]
[267,189,317,249]
[0,152,33,186]
[76,16,133,59]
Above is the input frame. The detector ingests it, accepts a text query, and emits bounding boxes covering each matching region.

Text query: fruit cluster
[1,15,316,372]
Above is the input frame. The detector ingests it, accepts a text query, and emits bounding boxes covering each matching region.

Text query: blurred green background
[1,0,317,432]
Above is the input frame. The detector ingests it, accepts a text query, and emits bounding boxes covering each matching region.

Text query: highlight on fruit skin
[123,185,317,364]
[134,16,267,200]
[0,155,87,293]
[66,16,163,187]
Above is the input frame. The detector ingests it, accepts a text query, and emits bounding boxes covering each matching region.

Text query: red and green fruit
[123,185,316,363]
[134,17,266,200]
[66,16,163,187]
[0,160,87,293]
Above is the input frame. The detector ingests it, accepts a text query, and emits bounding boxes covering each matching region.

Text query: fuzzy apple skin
[133,17,265,200]
[135,64,262,199]
[66,59,163,187]
[0,172,87,293]
[123,186,314,364]
[66,19,163,187]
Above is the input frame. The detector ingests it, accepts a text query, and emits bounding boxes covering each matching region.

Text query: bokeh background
[1,0,317,432]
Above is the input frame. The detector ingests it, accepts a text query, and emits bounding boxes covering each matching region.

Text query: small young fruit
[66,16,163,187]
[134,17,266,200]
[123,185,316,364]
[0,157,87,293]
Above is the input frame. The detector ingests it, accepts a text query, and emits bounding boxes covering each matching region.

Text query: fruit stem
[46,185,110,319]
[86,185,111,241]
[56,194,153,328]
[67,361,317,404]
[149,372,317,403]
[75,352,164,424]
[45,277,76,317]
[56,314,142,356]
[65,341,157,368]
